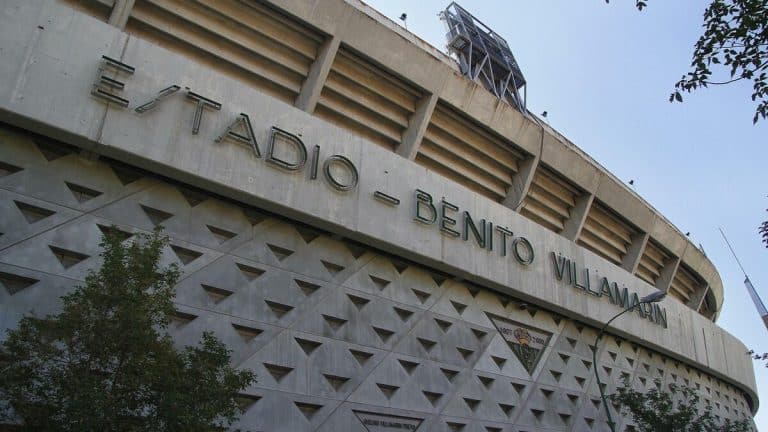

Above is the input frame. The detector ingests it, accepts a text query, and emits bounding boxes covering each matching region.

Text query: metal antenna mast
[719,227,768,331]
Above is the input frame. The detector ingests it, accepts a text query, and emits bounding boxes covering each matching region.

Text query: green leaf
[0,227,255,430]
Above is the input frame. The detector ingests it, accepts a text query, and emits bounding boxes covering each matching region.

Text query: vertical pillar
[501,153,540,211]
[621,232,649,274]
[656,256,681,292]
[396,93,438,160]
[562,192,594,241]
[689,285,710,311]
[108,0,135,29]
[295,36,341,114]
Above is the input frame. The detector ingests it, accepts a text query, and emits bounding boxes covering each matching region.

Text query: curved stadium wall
[0,0,758,431]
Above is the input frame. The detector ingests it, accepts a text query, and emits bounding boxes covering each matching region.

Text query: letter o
[512,237,534,265]
[323,155,359,192]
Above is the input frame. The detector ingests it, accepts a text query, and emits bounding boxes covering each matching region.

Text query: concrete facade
[0,1,758,431]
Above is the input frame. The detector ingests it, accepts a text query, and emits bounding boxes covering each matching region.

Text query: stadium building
[0,0,758,430]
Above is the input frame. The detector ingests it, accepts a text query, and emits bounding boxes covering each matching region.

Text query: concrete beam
[561,192,594,241]
[108,0,135,29]
[621,232,649,274]
[396,93,438,160]
[295,35,340,114]
[501,152,540,211]
[656,256,681,292]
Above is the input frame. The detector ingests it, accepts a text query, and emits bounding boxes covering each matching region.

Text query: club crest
[487,313,552,375]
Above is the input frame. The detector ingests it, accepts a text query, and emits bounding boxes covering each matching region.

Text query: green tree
[609,0,768,123]
[611,378,752,431]
[0,228,255,431]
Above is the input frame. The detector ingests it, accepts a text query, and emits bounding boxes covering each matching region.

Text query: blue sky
[366,0,768,427]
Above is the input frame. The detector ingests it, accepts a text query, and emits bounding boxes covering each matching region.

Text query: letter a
[215,113,260,157]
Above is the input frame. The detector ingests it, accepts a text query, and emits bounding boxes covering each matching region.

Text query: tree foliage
[0,229,255,431]
[608,0,768,123]
[611,378,752,432]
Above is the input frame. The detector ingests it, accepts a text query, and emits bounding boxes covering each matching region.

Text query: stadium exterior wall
[0,1,758,431]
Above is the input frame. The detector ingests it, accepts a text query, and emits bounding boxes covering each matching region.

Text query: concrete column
[621,232,649,274]
[501,153,540,211]
[108,0,135,29]
[295,36,341,114]
[561,192,594,241]
[656,256,681,292]
[690,285,710,311]
[396,93,438,160]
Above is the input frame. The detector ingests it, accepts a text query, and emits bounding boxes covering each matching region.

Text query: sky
[365,0,768,428]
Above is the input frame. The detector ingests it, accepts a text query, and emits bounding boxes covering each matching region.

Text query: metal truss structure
[441,2,527,112]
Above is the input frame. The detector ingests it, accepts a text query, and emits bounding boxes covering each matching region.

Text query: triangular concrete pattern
[440,369,515,423]
[48,245,89,269]
[292,287,417,351]
[347,353,436,412]
[297,236,362,283]
[158,238,223,281]
[428,280,498,329]
[569,389,607,431]
[230,220,345,284]
[90,182,187,232]
[172,254,258,314]
[2,164,90,210]
[242,329,389,402]
[0,264,78,319]
[513,383,577,430]
[392,310,494,369]
[0,130,52,169]
[249,270,333,328]
[598,335,636,372]
[197,312,283,366]
[173,255,329,331]
[236,330,309,393]
[376,356,458,414]
[166,304,206,339]
[244,219,307,268]
[551,321,597,359]
[344,255,400,295]
[0,138,142,211]
[0,190,82,252]
[48,156,139,208]
[0,270,38,295]
[232,390,340,432]
[344,256,438,306]
[0,215,105,279]
[160,196,254,253]
[0,161,23,181]
[536,343,597,393]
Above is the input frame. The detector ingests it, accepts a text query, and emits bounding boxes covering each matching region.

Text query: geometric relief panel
[0,128,756,431]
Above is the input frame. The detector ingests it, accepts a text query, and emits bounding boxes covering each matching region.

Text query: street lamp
[592,290,667,432]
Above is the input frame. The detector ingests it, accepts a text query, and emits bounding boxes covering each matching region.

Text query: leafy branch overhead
[609,0,768,123]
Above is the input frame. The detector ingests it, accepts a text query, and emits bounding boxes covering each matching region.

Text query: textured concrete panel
[0,129,756,430]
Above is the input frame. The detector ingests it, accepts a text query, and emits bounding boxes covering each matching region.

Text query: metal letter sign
[91,56,134,107]
[488,313,552,375]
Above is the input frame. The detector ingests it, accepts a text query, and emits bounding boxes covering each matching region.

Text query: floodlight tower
[441,2,527,112]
